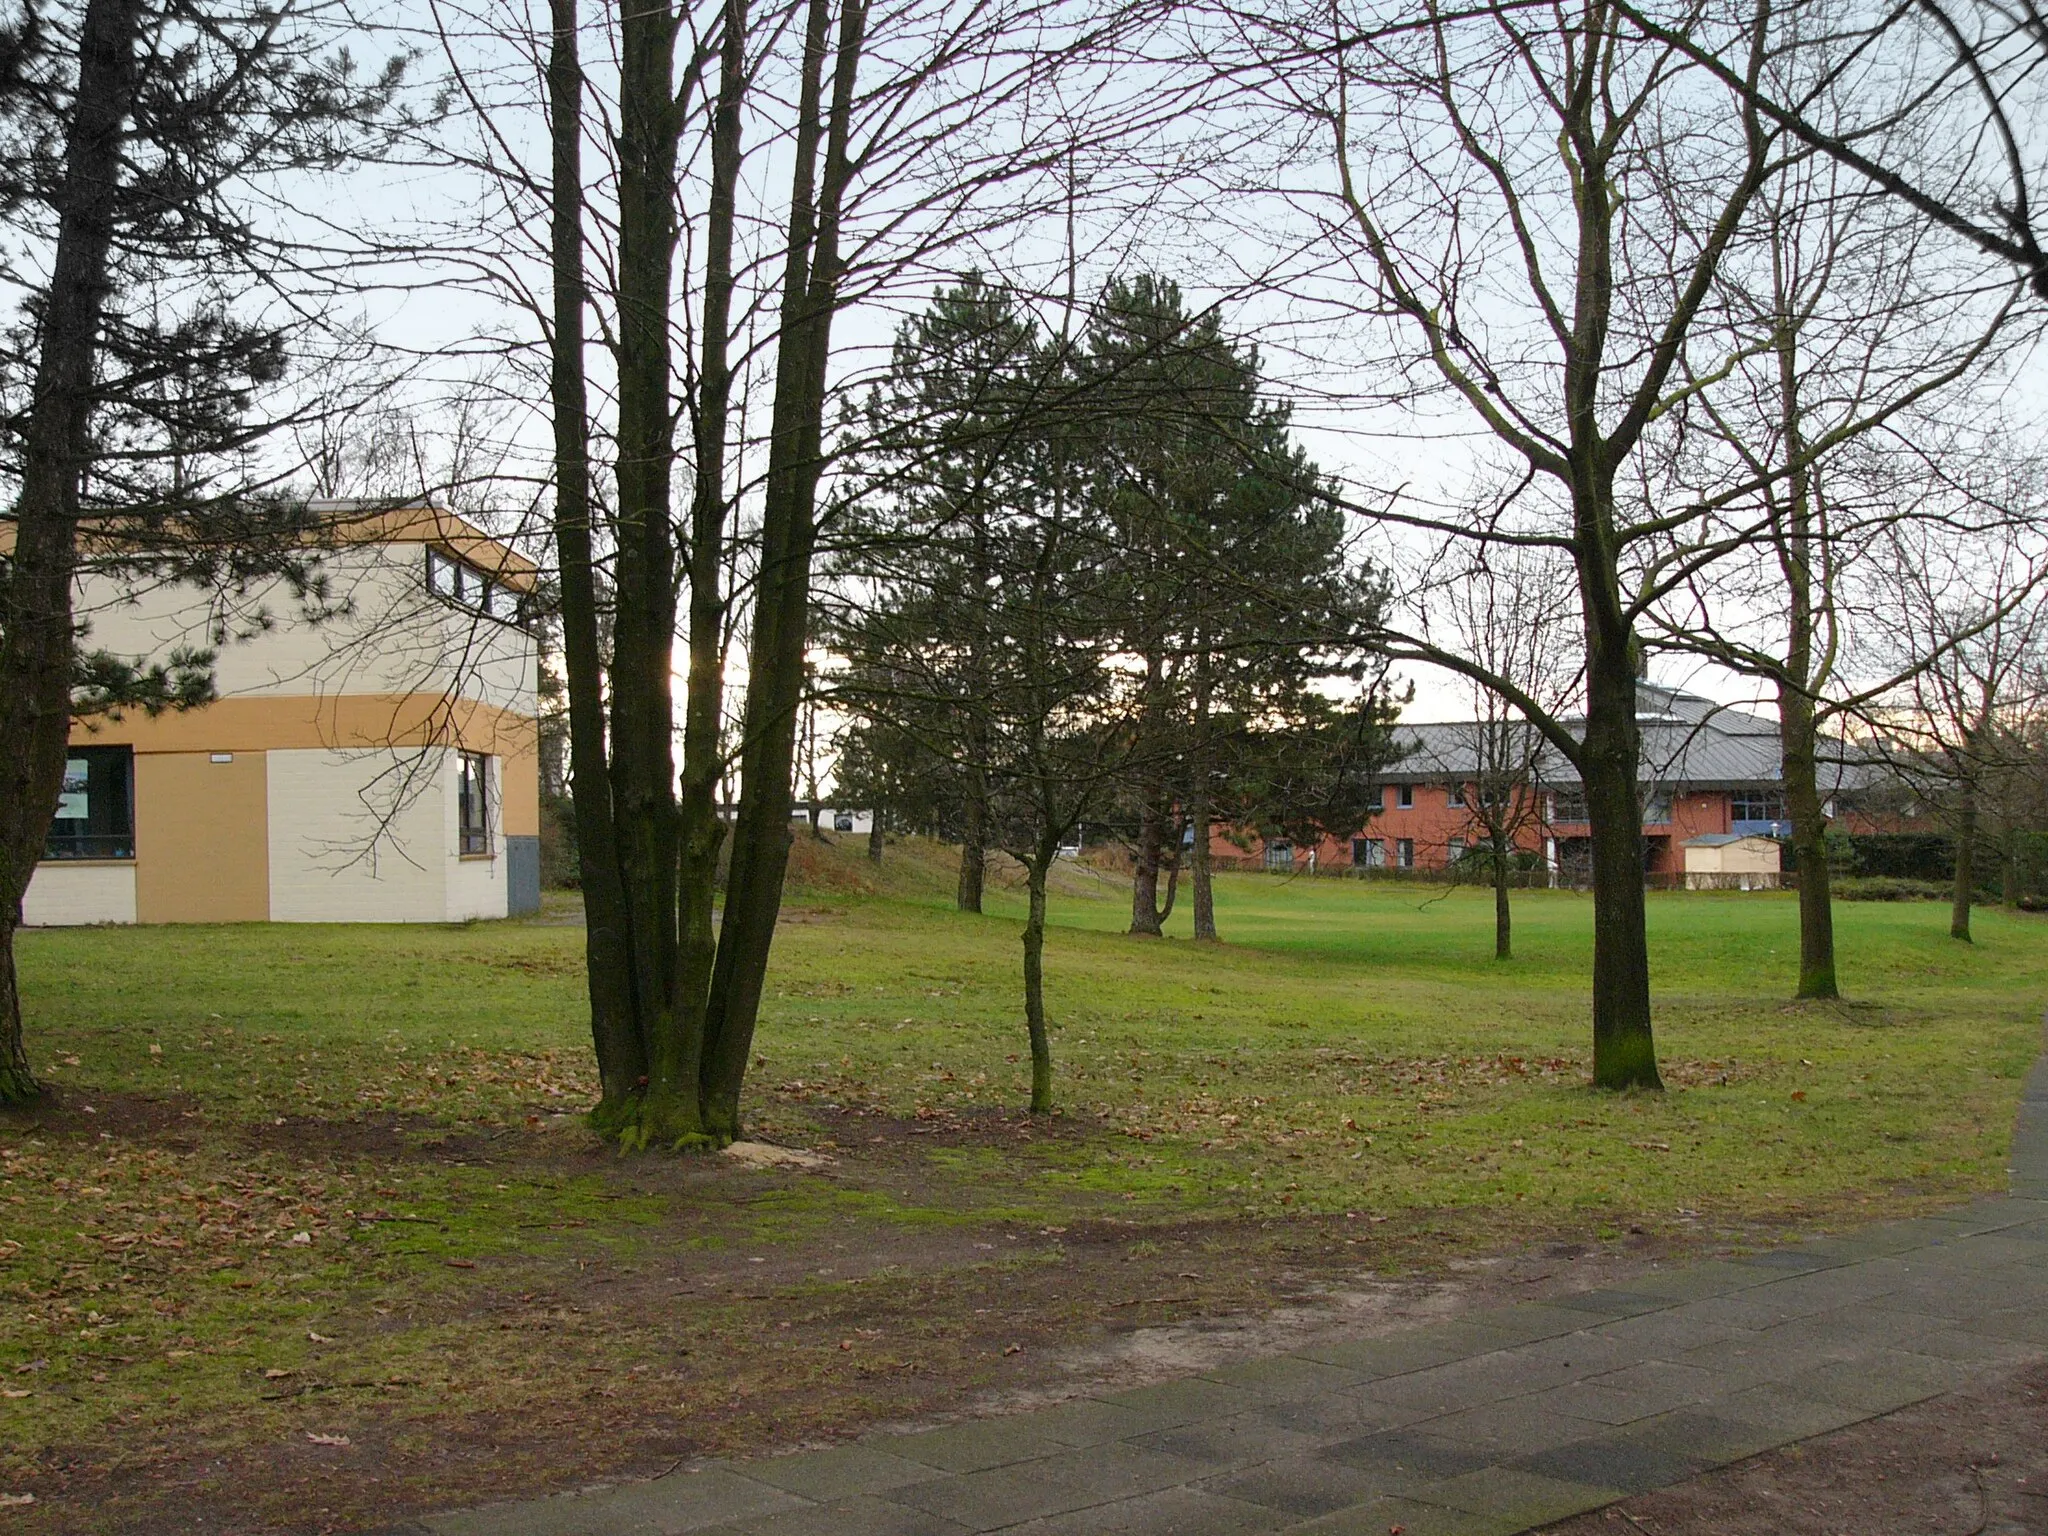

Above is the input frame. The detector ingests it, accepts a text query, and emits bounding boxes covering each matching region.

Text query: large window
[1396,838,1415,868]
[458,751,493,855]
[1551,787,1588,822]
[1351,836,1385,868]
[1641,788,1673,824]
[1263,839,1293,870]
[45,745,134,860]
[1731,792,1786,824]
[427,547,527,628]
[1397,783,1415,809]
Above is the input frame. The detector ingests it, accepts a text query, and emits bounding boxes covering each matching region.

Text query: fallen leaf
[1,1390,30,1400]
[304,1433,351,1448]
[445,1259,476,1269]
[1791,1091,1807,1102]
[290,1232,312,1245]
[307,1331,333,1343]
[263,1369,294,1380]
[1002,1343,1023,1356]
[0,1493,33,1508]
[838,1339,853,1351]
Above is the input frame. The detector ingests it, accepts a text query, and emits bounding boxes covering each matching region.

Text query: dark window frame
[457,750,493,856]
[426,545,531,630]
[1397,783,1415,809]
[1396,837,1415,868]
[45,744,136,860]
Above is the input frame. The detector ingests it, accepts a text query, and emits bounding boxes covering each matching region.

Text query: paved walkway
[411,1042,2048,1536]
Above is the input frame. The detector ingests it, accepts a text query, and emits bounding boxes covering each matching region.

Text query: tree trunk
[956,780,986,912]
[1492,828,1512,961]
[1951,785,1977,942]
[867,803,883,863]
[672,0,747,1118]
[1157,848,1180,926]
[1023,849,1054,1112]
[0,0,146,1107]
[1129,793,1163,935]
[1778,683,1838,998]
[1578,612,1661,1090]
[698,0,863,1139]
[1190,656,1216,941]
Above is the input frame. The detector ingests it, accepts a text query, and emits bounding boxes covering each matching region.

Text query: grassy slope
[2,836,2043,1505]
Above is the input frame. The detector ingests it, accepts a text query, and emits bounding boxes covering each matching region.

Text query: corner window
[46,745,134,860]
[458,751,493,855]
[427,546,527,628]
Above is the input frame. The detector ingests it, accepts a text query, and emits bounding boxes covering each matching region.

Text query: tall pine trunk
[0,0,146,1107]
[867,804,883,863]
[1129,794,1163,935]
[1951,776,1977,942]
[1189,655,1216,941]
[548,0,644,1112]
[956,778,986,911]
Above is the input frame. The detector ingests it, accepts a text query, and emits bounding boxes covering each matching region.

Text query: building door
[134,751,271,922]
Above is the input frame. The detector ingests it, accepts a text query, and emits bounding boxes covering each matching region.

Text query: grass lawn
[3,837,2043,1531]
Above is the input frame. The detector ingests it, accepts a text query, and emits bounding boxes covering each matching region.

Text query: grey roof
[1384,684,1881,793]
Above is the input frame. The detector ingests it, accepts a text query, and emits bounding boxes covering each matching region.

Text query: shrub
[1833,876,1950,902]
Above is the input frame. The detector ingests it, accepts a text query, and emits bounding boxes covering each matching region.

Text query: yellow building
[22,502,541,925]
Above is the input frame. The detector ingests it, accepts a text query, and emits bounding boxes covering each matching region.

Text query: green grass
[3,842,2044,1513]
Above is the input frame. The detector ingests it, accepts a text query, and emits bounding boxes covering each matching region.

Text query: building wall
[264,748,450,923]
[134,751,270,922]
[443,751,509,923]
[22,863,137,926]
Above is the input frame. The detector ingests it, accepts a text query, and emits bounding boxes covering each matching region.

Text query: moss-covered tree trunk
[1022,845,1055,1112]
[0,0,146,1108]
[1189,655,1217,942]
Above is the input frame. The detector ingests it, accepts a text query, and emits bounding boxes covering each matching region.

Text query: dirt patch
[0,1086,200,1146]
[1542,1359,2048,1536]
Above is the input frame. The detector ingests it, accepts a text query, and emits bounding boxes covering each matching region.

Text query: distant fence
[1210,859,1786,893]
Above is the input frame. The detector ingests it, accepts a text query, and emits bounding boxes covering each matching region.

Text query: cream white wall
[23,863,137,926]
[265,748,449,922]
[72,544,537,712]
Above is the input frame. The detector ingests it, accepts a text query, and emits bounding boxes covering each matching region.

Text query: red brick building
[1221,685,1881,880]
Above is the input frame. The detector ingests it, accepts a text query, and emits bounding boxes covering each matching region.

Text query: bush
[1845,833,1954,882]
[1833,876,1950,902]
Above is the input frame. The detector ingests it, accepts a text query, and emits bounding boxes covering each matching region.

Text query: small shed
[1681,832,1781,890]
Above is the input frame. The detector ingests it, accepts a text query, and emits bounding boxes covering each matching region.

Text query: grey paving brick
[1253,1389,1432,1439]
[1091,1378,1258,1432]
[1544,1289,1672,1318]
[1003,1485,1285,1536]
[1900,1326,2048,1365]
[1960,1307,2048,1344]
[1732,1248,1838,1273]
[1198,1354,1365,1401]
[1204,1453,1424,1515]
[1781,1351,1970,1413]
[1509,1436,1710,1496]
[1414,1396,1607,1457]
[1618,1261,1775,1300]
[1129,1410,1325,1466]
[1531,1360,1727,1426]
[1607,1407,1790,1466]
[1708,1383,1876,1440]
[1405,1465,1620,1523]
[1583,1308,1751,1358]
[1318,1429,1495,1481]
[1359,1352,1553,1415]
[1464,1302,1596,1344]
[741,1446,942,1500]
[1289,1495,1526,1536]
[1294,1322,1524,1378]
[1027,1399,1159,1447]
[883,1422,1073,1474]
[424,1470,806,1536]
[704,1495,970,1536]
[1036,1442,1210,1502]
[886,1461,1102,1531]
[1294,1507,1523,1536]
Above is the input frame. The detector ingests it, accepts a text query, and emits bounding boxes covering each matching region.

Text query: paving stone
[1288,1495,1526,1536]
[1254,1389,1431,1439]
[1404,1465,1620,1524]
[741,1446,942,1500]
[1294,1322,1524,1377]
[1463,1303,1595,1344]
[702,1495,970,1536]
[1781,1351,1970,1413]
[1199,1354,1366,1401]
[1359,1352,1554,1415]
[1412,1396,1607,1457]
[1606,1407,1789,1466]
[1902,1326,2048,1365]
[1129,1410,1325,1466]
[1544,1289,1672,1318]
[1318,1429,1496,1481]
[882,1422,1072,1474]
[886,1461,1103,1531]
[1509,1435,1711,1495]
[1708,1383,1876,1440]
[1530,1360,1727,1426]
[424,1470,806,1536]
[1027,1399,1159,1447]
[1495,1329,1644,1380]
[1003,1485,1285,1536]
[1091,1378,1259,1432]
[1958,1308,2048,1346]
[1203,1453,1425,1515]
[1583,1308,1751,1359]
[1035,1442,1211,1502]
[1612,1261,1773,1300]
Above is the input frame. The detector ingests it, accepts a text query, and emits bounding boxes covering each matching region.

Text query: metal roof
[1383,685,1881,793]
